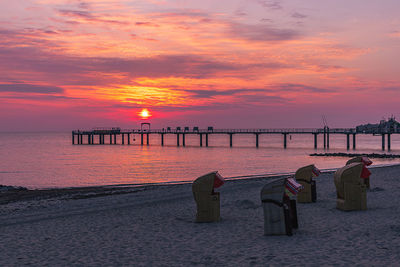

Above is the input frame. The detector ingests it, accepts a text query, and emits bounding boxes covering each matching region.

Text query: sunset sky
[1,0,400,131]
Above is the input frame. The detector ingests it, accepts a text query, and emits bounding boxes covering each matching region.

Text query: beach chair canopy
[334,162,364,198]
[260,178,286,202]
[295,164,320,181]
[346,156,372,179]
[192,171,225,194]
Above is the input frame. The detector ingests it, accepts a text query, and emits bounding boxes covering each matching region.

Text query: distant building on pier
[356,116,400,133]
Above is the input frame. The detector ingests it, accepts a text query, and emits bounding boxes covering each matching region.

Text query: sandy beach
[1,164,400,266]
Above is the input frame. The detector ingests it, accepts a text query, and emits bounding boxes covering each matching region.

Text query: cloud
[291,12,307,19]
[270,83,334,93]
[182,89,265,98]
[239,94,289,104]
[0,83,64,94]
[0,44,245,83]
[229,22,301,42]
[388,31,400,38]
[57,9,127,25]
[257,0,282,10]
[135,22,160,27]
[0,94,84,101]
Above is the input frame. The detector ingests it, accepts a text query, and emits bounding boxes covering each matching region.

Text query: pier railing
[72,128,355,134]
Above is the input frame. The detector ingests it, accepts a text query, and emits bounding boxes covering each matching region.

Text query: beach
[1,165,400,266]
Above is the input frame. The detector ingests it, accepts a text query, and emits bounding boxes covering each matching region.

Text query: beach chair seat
[295,164,320,203]
[334,163,367,211]
[192,171,225,222]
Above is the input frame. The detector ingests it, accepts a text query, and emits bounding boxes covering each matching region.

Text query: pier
[72,127,396,150]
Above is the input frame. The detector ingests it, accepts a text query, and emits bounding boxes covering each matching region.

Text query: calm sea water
[1,132,400,189]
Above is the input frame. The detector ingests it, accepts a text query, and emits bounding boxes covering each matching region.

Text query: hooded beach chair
[260,178,302,236]
[295,164,320,203]
[192,171,225,222]
[334,162,367,211]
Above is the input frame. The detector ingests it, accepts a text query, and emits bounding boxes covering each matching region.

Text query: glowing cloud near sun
[139,108,151,119]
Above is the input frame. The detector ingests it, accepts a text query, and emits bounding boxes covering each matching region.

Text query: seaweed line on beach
[309,152,400,158]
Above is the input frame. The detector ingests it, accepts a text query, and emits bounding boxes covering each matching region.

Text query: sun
[139,108,151,119]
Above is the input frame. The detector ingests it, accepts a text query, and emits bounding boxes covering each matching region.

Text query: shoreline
[2,163,400,206]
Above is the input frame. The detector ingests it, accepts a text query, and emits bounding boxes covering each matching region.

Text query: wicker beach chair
[334,163,367,211]
[260,178,296,236]
[192,171,224,222]
[295,165,320,203]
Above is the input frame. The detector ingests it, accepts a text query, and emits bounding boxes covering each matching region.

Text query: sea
[1,132,400,189]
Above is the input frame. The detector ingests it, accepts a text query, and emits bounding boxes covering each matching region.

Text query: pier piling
[346,134,350,150]
[229,134,233,147]
[206,134,208,147]
[353,134,356,149]
[313,133,318,149]
[283,133,287,148]
[388,133,391,151]
[177,133,180,146]
[183,134,186,147]
[255,133,259,148]
[146,134,149,146]
[200,133,203,147]
[382,134,385,150]
[326,127,330,149]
